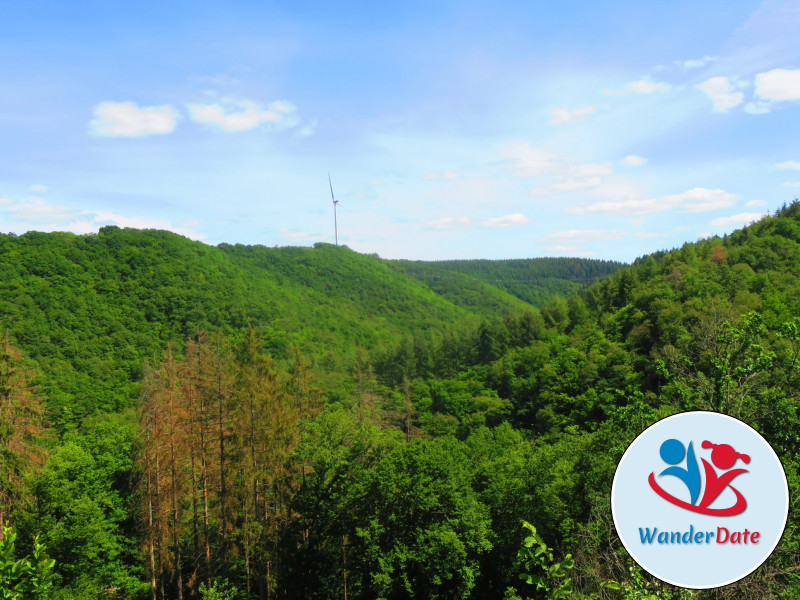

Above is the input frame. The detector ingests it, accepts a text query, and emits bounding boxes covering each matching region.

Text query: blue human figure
[658,439,701,505]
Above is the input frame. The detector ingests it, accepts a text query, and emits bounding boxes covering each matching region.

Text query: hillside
[0,227,533,426]
[4,205,800,599]
[389,257,625,307]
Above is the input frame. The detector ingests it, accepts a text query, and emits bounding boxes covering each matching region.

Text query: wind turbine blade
[328,172,336,203]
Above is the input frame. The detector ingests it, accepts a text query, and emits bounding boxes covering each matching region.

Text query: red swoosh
[648,472,747,516]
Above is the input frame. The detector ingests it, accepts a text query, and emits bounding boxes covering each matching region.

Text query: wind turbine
[328,172,340,245]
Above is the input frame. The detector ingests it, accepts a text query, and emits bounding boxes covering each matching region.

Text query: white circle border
[610,411,790,589]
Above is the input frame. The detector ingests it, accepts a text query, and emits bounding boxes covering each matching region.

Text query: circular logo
[611,411,789,589]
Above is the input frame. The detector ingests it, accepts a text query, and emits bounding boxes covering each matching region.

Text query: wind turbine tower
[328,172,340,246]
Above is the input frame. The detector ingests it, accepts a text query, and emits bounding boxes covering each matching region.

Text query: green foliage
[8,203,800,597]
[515,520,574,599]
[390,257,625,307]
[28,417,138,595]
[0,527,55,600]
[0,230,509,429]
[199,578,241,600]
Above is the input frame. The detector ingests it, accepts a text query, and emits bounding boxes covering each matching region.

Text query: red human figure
[698,441,750,509]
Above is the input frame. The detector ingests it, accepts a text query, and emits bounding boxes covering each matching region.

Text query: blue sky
[2,0,799,261]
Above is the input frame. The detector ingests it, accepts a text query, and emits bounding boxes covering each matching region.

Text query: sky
[1,0,799,261]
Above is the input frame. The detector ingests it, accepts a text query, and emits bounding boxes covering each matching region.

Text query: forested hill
[389,257,625,306]
[0,226,536,426]
[5,205,800,599]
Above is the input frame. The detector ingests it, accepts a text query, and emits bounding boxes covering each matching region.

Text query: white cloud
[191,74,241,86]
[746,199,767,207]
[754,68,800,102]
[422,171,459,180]
[29,184,47,193]
[621,155,647,167]
[566,187,736,216]
[697,77,744,112]
[509,148,563,177]
[605,77,671,96]
[683,56,716,69]
[90,101,179,137]
[776,160,800,170]
[626,79,671,94]
[548,105,596,125]
[785,182,800,187]
[530,177,603,195]
[427,217,472,230]
[297,119,317,137]
[508,144,611,178]
[675,225,691,231]
[506,144,612,195]
[528,162,611,195]
[545,245,578,252]
[479,213,530,228]
[744,101,772,115]
[710,212,767,227]
[88,211,204,239]
[187,97,300,132]
[0,194,204,240]
[7,196,73,222]
[571,163,613,177]
[634,232,666,238]
[540,229,626,243]
[426,213,530,230]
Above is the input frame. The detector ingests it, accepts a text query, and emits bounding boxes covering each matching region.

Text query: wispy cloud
[90,101,179,137]
[187,97,301,132]
[697,77,744,112]
[297,119,317,137]
[530,177,603,195]
[746,199,767,207]
[1,195,203,239]
[710,212,767,227]
[621,155,647,167]
[506,143,612,195]
[605,78,670,96]
[280,228,317,241]
[90,211,203,238]
[426,216,472,230]
[426,213,530,230]
[776,160,800,170]
[422,171,459,180]
[682,56,716,69]
[548,105,596,125]
[540,229,625,243]
[480,213,530,228]
[566,187,736,216]
[626,79,671,94]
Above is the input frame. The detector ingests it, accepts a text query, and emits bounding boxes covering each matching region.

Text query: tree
[0,333,48,538]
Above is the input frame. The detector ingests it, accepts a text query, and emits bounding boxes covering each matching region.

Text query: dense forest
[389,257,624,307]
[2,203,800,598]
